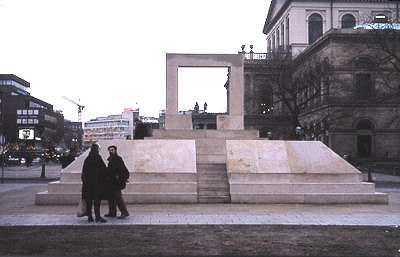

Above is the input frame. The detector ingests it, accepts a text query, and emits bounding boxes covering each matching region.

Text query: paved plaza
[0,166,399,256]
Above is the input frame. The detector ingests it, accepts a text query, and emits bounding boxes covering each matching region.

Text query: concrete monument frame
[165,53,244,130]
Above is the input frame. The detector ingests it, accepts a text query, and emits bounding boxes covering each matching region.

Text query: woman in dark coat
[81,144,108,223]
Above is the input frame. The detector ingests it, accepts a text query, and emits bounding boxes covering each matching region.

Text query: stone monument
[36,53,387,205]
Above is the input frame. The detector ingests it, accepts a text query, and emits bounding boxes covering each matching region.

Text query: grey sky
[0,0,271,121]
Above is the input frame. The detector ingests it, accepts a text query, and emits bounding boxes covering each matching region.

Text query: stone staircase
[153,129,259,204]
[197,164,230,203]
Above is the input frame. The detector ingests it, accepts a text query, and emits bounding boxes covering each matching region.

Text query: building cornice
[293,28,400,65]
[263,0,394,36]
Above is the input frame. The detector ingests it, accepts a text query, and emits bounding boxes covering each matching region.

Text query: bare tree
[264,50,330,139]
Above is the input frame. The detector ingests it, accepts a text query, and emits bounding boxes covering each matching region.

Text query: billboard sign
[18,129,34,140]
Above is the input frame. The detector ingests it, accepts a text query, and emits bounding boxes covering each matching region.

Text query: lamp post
[0,135,5,183]
[295,125,303,140]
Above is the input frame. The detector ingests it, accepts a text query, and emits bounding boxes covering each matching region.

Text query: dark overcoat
[81,153,108,200]
[107,154,130,191]
[134,123,147,139]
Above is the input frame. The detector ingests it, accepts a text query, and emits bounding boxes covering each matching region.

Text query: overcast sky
[0,0,271,122]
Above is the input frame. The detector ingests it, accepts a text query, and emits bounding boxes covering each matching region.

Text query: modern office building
[63,120,83,152]
[83,108,139,144]
[0,74,64,150]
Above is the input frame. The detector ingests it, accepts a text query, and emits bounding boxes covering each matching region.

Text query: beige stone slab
[226,140,290,173]
[124,182,197,193]
[228,173,363,184]
[226,140,360,174]
[152,129,259,139]
[48,181,80,194]
[165,114,193,130]
[230,183,375,194]
[231,194,305,204]
[196,154,226,164]
[285,141,359,174]
[195,138,226,155]
[132,173,197,182]
[63,139,197,174]
[35,191,198,205]
[303,193,388,204]
[231,193,388,204]
[216,115,244,130]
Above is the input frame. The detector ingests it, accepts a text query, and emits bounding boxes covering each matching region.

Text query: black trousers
[108,190,129,216]
[86,199,101,218]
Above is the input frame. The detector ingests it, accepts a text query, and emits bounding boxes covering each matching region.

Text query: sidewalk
[0,178,399,256]
[0,163,61,180]
[0,182,399,225]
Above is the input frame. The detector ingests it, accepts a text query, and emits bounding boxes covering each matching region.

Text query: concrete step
[197,154,225,164]
[230,183,376,194]
[228,173,363,184]
[152,129,259,139]
[196,161,230,203]
[198,176,228,181]
[60,172,197,183]
[198,183,229,189]
[231,192,388,204]
[199,191,230,197]
[48,181,197,194]
[198,184,229,190]
[35,191,197,205]
[131,173,197,183]
[197,164,226,171]
[195,138,226,155]
[198,196,231,203]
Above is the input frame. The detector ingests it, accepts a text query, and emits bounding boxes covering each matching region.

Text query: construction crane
[63,96,85,122]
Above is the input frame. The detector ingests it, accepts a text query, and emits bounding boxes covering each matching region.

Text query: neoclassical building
[263,0,398,55]
[242,0,400,161]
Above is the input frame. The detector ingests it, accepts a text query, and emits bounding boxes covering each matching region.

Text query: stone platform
[36,139,198,204]
[36,130,387,205]
[227,140,387,204]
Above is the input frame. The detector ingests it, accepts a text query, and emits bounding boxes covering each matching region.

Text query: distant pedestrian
[105,145,130,219]
[25,152,33,167]
[62,149,76,169]
[203,102,207,112]
[194,102,199,113]
[81,144,108,223]
[133,118,147,139]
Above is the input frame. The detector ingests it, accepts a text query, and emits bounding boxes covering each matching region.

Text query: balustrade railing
[244,52,268,60]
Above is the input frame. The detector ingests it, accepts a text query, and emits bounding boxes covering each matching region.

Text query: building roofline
[0,74,30,88]
[263,0,395,36]
[293,28,399,64]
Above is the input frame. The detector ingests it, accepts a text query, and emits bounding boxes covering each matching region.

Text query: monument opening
[178,67,228,114]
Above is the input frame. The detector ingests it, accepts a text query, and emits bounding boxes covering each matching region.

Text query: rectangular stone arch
[166,53,244,130]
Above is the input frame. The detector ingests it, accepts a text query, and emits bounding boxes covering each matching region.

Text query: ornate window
[272,34,276,50]
[355,74,372,100]
[374,14,388,23]
[341,14,356,28]
[356,119,374,130]
[259,87,273,115]
[353,56,375,100]
[308,13,323,44]
[286,18,290,46]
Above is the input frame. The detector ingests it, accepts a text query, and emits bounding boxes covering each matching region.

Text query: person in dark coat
[62,149,76,169]
[81,144,108,223]
[105,145,130,219]
[133,118,146,139]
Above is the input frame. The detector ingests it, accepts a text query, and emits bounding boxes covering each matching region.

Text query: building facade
[63,120,83,152]
[83,108,139,144]
[263,0,398,56]
[248,0,400,161]
[294,29,400,161]
[0,74,64,150]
